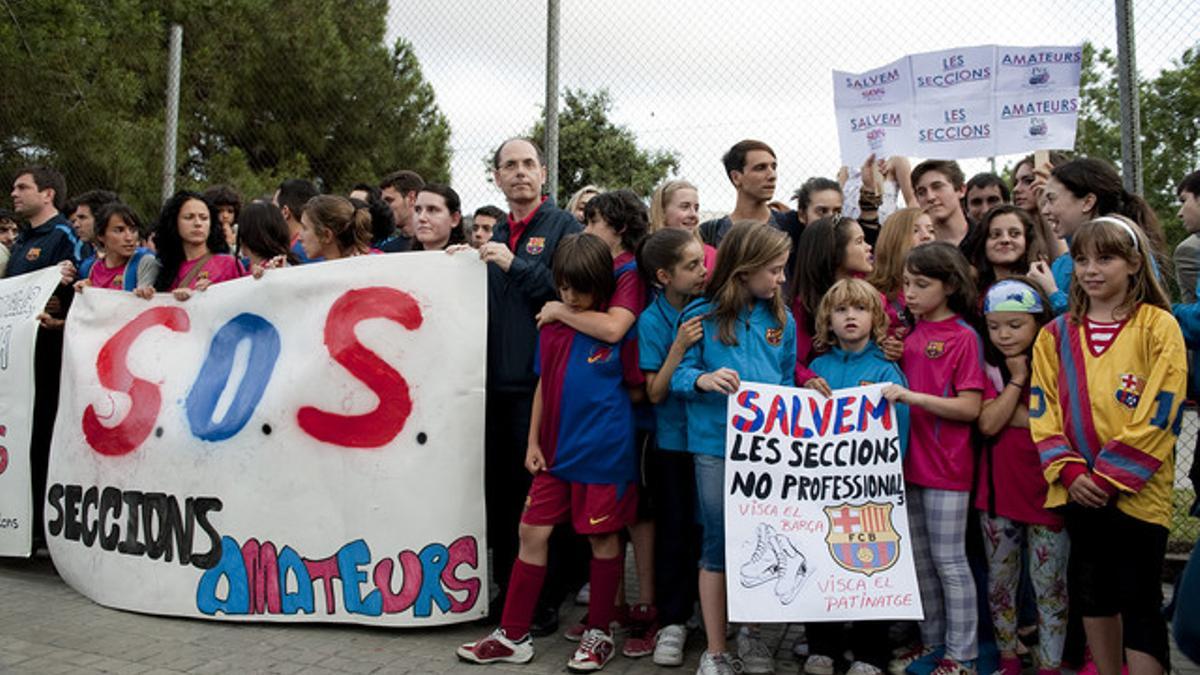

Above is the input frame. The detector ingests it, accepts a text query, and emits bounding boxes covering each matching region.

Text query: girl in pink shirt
[153,191,244,300]
[975,279,1067,675]
[75,203,160,294]
[882,242,984,675]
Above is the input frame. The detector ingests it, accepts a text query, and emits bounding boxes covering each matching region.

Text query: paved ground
[0,553,1194,675]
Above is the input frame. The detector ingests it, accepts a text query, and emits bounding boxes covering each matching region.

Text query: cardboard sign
[45,254,488,626]
[833,44,1082,164]
[0,267,62,556]
[724,382,922,622]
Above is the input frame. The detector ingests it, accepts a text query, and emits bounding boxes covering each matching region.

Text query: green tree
[0,0,450,221]
[1072,41,1200,251]
[530,89,679,204]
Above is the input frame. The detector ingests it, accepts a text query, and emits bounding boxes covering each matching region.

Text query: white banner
[46,253,488,626]
[724,382,922,622]
[0,267,62,556]
[833,44,1082,165]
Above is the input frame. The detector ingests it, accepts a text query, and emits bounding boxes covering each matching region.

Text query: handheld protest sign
[45,253,488,626]
[0,267,64,556]
[724,382,923,622]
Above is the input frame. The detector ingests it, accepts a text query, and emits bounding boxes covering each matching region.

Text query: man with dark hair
[964,172,1011,224]
[273,179,319,263]
[459,136,580,653]
[67,189,118,259]
[1173,170,1200,303]
[7,166,79,555]
[471,205,504,248]
[699,139,786,246]
[204,185,242,250]
[379,170,425,251]
[349,182,382,203]
[7,166,80,278]
[912,159,974,249]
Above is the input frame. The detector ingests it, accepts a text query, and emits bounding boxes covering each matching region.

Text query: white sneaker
[456,628,534,665]
[847,661,885,675]
[576,582,591,606]
[654,624,687,667]
[804,654,836,675]
[737,627,776,674]
[697,651,739,675]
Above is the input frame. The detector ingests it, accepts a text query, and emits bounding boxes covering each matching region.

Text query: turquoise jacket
[671,298,796,457]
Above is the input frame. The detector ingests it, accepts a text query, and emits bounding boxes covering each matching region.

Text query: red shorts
[520,472,637,534]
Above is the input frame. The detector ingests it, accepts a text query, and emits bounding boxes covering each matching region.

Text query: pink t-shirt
[171,254,244,291]
[611,251,646,388]
[974,365,1063,527]
[702,244,717,274]
[90,258,128,289]
[900,314,985,490]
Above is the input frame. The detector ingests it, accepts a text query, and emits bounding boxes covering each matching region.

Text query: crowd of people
[4,136,1200,675]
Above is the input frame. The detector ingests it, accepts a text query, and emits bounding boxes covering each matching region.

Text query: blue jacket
[487,198,582,393]
[670,298,796,457]
[637,291,687,451]
[809,342,910,457]
[5,213,81,278]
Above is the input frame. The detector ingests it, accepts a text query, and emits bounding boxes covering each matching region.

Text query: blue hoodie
[809,341,910,457]
[671,298,796,457]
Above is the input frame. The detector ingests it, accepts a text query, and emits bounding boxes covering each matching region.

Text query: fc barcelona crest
[924,340,945,359]
[823,502,901,576]
[1115,372,1144,409]
[765,327,783,346]
[525,237,546,255]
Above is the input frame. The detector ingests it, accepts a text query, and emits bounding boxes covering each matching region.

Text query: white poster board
[833,44,1082,164]
[45,253,488,626]
[0,267,62,556]
[724,382,922,622]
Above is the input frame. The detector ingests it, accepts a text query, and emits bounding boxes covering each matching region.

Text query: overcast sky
[386,1,1194,212]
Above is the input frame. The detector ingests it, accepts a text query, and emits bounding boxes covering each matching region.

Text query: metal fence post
[1114,0,1143,195]
[544,0,560,203]
[161,24,183,202]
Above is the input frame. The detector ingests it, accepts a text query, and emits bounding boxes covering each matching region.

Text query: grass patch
[1170,488,1199,553]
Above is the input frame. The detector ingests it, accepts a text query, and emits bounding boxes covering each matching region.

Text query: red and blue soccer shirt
[535,322,640,486]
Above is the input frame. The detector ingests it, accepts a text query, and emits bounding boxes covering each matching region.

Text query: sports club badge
[525,237,545,255]
[1115,373,1144,409]
[924,340,945,359]
[765,327,783,346]
[25,247,41,262]
[823,502,901,576]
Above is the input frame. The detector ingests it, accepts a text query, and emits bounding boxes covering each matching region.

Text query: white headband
[1090,216,1140,252]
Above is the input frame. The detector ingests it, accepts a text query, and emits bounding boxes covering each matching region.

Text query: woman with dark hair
[1041,157,1168,308]
[237,201,298,273]
[411,184,467,251]
[153,190,242,297]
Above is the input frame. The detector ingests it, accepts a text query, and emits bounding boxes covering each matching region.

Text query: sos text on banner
[834,44,1083,165]
[45,253,487,627]
[724,382,923,623]
[0,266,63,557]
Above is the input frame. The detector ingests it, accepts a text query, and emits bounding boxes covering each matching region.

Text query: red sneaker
[456,628,534,665]
[622,603,658,658]
[568,628,616,672]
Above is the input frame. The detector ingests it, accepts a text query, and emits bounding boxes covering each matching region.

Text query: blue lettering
[337,539,382,616]
[186,313,281,441]
[196,535,249,615]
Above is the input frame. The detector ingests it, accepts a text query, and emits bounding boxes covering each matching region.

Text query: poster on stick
[832,44,1082,165]
[0,267,64,557]
[724,382,922,622]
[45,254,487,626]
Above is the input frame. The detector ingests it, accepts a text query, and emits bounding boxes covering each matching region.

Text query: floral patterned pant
[979,513,1070,668]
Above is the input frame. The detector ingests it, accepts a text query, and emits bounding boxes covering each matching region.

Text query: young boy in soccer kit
[458,233,639,673]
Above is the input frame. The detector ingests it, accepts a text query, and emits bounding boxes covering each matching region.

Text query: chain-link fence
[1,1,1197,549]
[396,1,1200,550]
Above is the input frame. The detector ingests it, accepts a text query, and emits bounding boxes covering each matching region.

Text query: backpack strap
[177,253,213,290]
